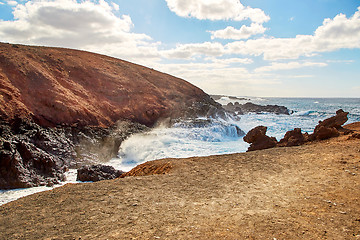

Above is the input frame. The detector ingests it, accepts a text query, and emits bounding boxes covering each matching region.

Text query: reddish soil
[0,43,210,127]
[0,123,359,239]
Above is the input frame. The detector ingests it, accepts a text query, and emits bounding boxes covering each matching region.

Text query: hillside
[1,122,359,239]
[0,43,217,127]
[0,42,223,189]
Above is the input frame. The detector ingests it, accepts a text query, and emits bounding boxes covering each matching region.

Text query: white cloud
[208,57,253,65]
[165,0,270,23]
[163,7,360,61]
[7,0,17,6]
[209,23,267,40]
[0,0,157,62]
[150,60,281,95]
[227,7,360,60]
[254,61,327,73]
[111,2,119,11]
[162,42,225,59]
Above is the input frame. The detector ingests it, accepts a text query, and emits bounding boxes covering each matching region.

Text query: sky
[0,0,359,97]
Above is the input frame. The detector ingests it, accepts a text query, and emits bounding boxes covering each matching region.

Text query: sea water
[109,97,360,171]
[1,97,359,205]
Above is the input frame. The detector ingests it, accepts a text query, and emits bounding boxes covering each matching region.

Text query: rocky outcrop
[316,109,349,129]
[245,110,350,152]
[0,118,145,189]
[76,165,124,182]
[121,160,173,177]
[309,109,348,141]
[278,128,307,147]
[310,126,340,141]
[0,118,71,189]
[224,102,290,115]
[243,126,277,152]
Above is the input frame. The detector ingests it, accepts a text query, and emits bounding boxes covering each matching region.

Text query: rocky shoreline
[243,109,358,152]
[0,118,147,189]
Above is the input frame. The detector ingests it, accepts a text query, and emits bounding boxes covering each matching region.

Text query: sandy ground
[1,123,360,239]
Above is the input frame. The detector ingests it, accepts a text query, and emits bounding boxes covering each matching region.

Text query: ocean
[1,97,359,205]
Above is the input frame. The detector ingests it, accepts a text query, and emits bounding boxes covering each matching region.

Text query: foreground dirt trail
[1,123,360,239]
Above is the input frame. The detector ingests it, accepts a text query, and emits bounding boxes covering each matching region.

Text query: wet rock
[278,128,306,147]
[224,102,290,115]
[76,165,124,182]
[0,118,146,189]
[0,139,66,189]
[243,126,277,152]
[0,119,69,189]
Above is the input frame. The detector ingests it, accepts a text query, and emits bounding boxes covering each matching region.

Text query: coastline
[1,122,359,239]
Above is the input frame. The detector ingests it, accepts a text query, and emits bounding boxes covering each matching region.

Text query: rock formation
[309,109,349,141]
[245,109,350,151]
[278,128,306,147]
[224,102,290,115]
[76,165,124,182]
[243,126,277,152]
[0,118,144,189]
[0,118,70,189]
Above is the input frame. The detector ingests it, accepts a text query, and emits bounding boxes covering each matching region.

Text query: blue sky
[0,0,359,97]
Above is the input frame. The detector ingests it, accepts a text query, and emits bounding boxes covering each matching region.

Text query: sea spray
[108,118,248,172]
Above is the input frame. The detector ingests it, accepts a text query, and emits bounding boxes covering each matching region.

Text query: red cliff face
[0,43,213,127]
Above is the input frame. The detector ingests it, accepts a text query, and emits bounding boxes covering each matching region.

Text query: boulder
[311,126,340,141]
[316,109,348,129]
[278,128,306,147]
[0,119,69,189]
[0,139,66,189]
[309,109,348,141]
[243,126,277,152]
[77,165,124,182]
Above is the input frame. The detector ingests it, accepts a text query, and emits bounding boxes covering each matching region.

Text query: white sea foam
[108,119,248,172]
[0,169,78,206]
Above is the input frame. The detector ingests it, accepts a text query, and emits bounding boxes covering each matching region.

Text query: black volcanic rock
[0,119,70,189]
[77,165,124,182]
[0,118,145,189]
[224,102,290,115]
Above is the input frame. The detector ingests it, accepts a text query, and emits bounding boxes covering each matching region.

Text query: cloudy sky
[0,0,359,97]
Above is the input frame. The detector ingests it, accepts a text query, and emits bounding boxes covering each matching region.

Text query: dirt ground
[1,123,360,239]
